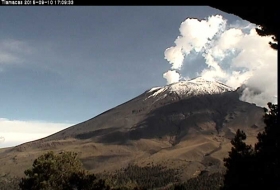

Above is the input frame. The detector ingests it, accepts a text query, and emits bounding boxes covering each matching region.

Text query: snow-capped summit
[147,77,234,99]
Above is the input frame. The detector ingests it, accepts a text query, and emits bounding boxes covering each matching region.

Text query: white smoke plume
[163,70,180,84]
[163,15,277,107]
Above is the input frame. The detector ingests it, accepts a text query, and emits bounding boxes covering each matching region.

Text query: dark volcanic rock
[32,77,264,145]
[1,77,265,178]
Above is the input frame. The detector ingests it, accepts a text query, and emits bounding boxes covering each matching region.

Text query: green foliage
[222,103,279,190]
[0,175,21,190]
[254,103,279,189]
[19,151,109,190]
[222,130,255,190]
[103,164,180,189]
[172,172,224,190]
[67,171,109,190]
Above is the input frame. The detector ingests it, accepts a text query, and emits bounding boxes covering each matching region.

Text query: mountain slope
[0,77,265,179]
[32,77,236,142]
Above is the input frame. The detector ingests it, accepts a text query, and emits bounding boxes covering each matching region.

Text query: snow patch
[146,77,233,100]
[147,87,167,98]
[148,87,162,93]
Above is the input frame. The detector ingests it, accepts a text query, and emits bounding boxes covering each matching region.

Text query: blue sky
[0,6,277,148]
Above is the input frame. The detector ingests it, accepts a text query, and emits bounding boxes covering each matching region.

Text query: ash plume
[163,15,277,107]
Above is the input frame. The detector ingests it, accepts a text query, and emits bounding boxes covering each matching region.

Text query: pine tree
[19,151,109,190]
[255,103,279,189]
[222,129,254,190]
[222,103,279,190]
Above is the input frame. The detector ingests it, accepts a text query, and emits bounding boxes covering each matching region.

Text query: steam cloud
[163,15,277,107]
[163,70,180,84]
[0,136,5,143]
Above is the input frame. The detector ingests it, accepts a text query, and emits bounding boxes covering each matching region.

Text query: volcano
[0,77,265,179]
